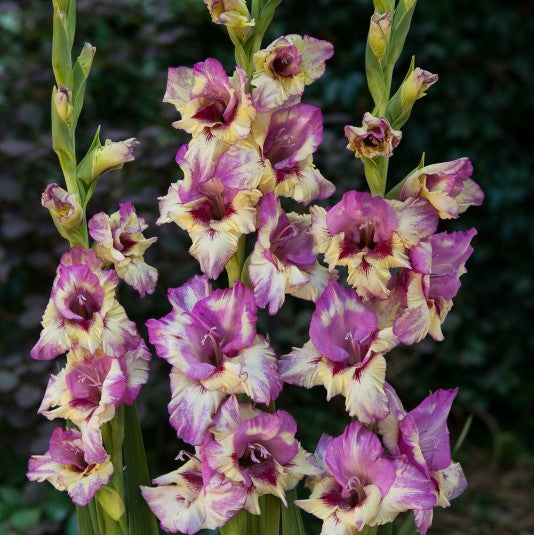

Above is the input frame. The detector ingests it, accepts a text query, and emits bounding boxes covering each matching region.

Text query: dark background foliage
[0,0,532,533]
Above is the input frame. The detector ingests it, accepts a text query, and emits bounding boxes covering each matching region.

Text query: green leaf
[386,56,415,129]
[51,1,73,87]
[398,514,418,535]
[373,0,394,13]
[249,494,280,535]
[76,500,100,535]
[281,488,305,535]
[365,41,388,111]
[388,0,417,66]
[221,508,249,535]
[377,523,393,535]
[77,126,101,189]
[225,234,245,286]
[453,413,473,455]
[65,0,76,49]
[362,157,385,196]
[123,403,159,535]
[72,42,95,128]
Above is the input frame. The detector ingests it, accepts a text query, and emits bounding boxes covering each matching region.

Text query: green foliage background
[0,0,532,533]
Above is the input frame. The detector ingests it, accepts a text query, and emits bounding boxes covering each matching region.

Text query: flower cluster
[142,14,335,533]
[279,156,482,533]
[27,203,157,506]
[142,1,483,533]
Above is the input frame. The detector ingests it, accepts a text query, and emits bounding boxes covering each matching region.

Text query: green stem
[226,234,246,286]
[123,403,159,535]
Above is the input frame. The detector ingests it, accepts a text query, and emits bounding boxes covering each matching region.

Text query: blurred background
[0,0,533,533]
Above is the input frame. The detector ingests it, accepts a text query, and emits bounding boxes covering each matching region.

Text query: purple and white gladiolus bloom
[164,58,255,143]
[392,228,477,344]
[252,34,334,112]
[89,202,158,297]
[379,386,467,534]
[280,281,398,423]
[27,428,113,506]
[141,453,248,534]
[37,341,150,464]
[345,112,402,159]
[203,395,320,513]
[249,193,331,314]
[399,158,484,219]
[311,191,438,300]
[157,143,261,279]
[217,102,335,204]
[30,247,140,360]
[146,276,282,445]
[295,421,436,533]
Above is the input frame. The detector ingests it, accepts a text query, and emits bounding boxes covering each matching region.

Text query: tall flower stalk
[27,2,159,534]
[28,1,483,534]
[144,0,482,534]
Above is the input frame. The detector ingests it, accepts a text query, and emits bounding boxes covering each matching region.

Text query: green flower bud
[401,67,439,105]
[54,85,73,124]
[369,12,392,61]
[204,0,254,39]
[92,138,139,178]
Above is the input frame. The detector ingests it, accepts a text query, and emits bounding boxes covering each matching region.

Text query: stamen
[175,450,194,461]
[247,443,271,463]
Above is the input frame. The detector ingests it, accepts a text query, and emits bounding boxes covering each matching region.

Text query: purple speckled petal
[167,275,213,314]
[325,421,396,497]
[407,388,458,472]
[429,229,477,301]
[377,457,436,524]
[191,282,257,355]
[263,103,323,169]
[167,369,226,445]
[310,281,378,363]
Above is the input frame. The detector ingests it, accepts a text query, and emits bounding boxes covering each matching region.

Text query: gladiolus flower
[399,157,484,219]
[146,276,282,445]
[311,192,437,300]
[203,396,320,513]
[41,183,83,229]
[204,0,254,37]
[345,113,402,159]
[30,246,140,360]
[280,281,398,423]
[157,152,261,278]
[164,58,255,143]
[27,428,113,506]
[295,421,436,532]
[401,67,439,106]
[392,229,477,344]
[252,35,334,112]
[249,193,331,314]
[378,386,467,534]
[92,138,139,178]
[89,202,158,297]
[141,453,248,534]
[218,103,335,204]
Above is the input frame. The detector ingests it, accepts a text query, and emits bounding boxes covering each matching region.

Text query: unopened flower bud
[41,183,83,229]
[345,113,402,159]
[369,12,392,60]
[92,138,139,178]
[204,0,254,37]
[54,85,73,123]
[401,67,439,106]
